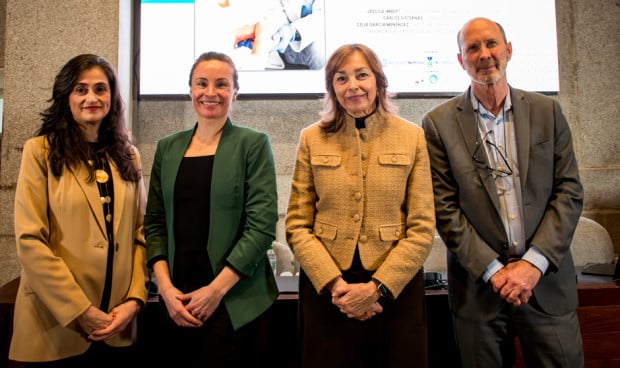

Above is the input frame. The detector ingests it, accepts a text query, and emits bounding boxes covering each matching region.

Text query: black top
[173,155,215,293]
[89,143,115,311]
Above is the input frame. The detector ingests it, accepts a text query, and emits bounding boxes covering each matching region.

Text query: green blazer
[145,119,279,330]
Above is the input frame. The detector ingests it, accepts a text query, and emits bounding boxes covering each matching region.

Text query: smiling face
[332,50,378,118]
[69,66,111,130]
[189,59,238,121]
[457,18,512,86]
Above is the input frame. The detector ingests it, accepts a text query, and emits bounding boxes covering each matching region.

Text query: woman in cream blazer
[10,54,147,365]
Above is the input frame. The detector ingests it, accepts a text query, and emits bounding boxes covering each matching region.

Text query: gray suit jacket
[421,87,583,320]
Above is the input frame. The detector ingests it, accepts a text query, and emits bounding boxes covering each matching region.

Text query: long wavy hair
[319,44,397,132]
[36,54,140,182]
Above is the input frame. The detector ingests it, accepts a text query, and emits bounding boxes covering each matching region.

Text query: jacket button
[359,235,368,243]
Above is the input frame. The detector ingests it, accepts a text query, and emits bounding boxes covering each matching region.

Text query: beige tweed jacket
[286,109,435,297]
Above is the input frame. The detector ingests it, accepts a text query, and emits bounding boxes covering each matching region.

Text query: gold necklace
[88,156,112,223]
[96,167,109,184]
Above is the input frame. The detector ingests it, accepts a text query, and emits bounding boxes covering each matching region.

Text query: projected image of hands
[196,0,326,71]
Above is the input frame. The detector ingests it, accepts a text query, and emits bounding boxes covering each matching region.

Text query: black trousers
[152,299,269,367]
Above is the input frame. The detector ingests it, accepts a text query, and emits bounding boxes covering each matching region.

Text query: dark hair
[319,44,397,132]
[188,51,240,91]
[37,54,140,182]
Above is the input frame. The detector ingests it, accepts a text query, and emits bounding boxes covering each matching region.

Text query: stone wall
[0,0,618,286]
[0,0,120,285]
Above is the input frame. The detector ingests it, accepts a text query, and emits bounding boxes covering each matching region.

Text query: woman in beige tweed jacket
[286,44,435,368]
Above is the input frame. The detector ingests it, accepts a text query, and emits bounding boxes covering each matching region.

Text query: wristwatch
[372,278,390,298]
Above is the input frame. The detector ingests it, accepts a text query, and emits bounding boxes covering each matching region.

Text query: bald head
[457,17,507,53]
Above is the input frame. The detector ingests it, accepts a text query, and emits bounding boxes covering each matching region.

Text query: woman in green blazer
[144,51,278,366]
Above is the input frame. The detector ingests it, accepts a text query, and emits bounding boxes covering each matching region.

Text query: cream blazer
[286,110,435,297]
[10,136,148,362]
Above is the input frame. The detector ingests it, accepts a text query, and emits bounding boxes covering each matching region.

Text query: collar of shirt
[470,89,513,133]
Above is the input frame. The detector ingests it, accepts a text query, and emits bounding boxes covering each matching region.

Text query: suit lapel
[510,88,530,190]
[69,164,107,238]
[161,128,195,210]
[109,160,126,237]
[211,119,234,200]
[456,91,502,214]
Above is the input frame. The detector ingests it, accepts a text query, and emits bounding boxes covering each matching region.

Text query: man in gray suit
[421,17,584,367]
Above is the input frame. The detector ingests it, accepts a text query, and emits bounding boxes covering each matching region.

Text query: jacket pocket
[379,223,405,241]
[311,154,342,167]
[313,220,338,240]
[378,153,411,166]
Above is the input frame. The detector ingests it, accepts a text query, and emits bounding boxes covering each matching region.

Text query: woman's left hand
[180,284,224,322]
[331,281,382,319]
[88,300,141,341]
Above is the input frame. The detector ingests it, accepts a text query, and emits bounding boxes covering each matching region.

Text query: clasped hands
[77,300,141,341]
[489,260,542,307]
[159,284,223,328]
[234,21,296,55]
[271,23,296,53]
[330,277,383,321]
